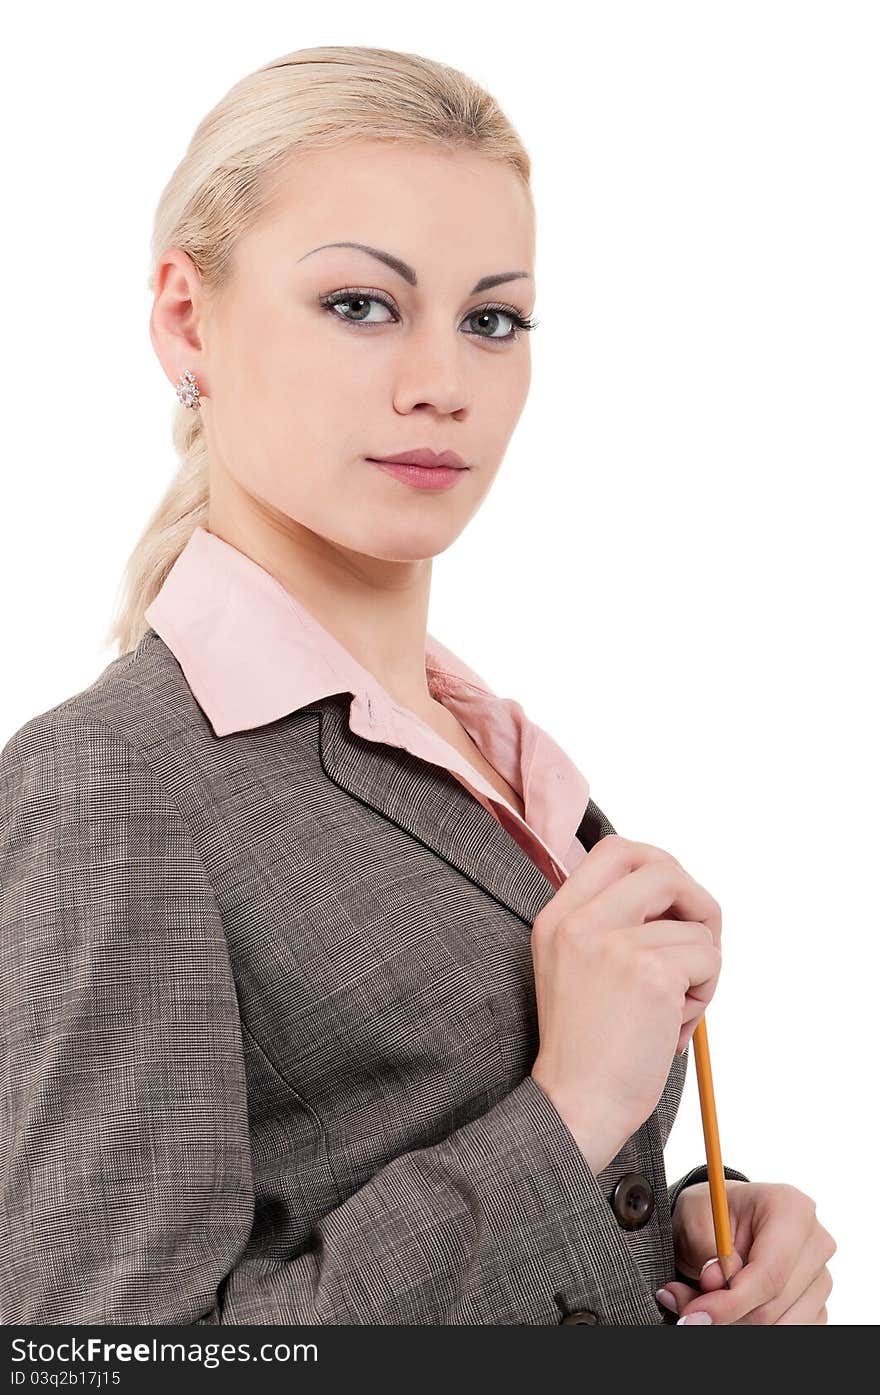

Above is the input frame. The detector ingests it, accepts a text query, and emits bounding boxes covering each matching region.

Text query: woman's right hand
[529,834,723,1174]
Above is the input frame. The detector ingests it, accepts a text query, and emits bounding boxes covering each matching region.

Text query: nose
[390,319,471,417]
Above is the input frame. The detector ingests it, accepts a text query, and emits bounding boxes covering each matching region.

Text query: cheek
[257,322,373,447]
[217,310,367,469]
[485,356,531,437]
[221,287,354,399]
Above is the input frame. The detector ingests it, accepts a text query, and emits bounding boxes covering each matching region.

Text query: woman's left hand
[659,1180,837,1324]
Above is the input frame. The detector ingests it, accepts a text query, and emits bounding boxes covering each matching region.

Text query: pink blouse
[144,525,591,888]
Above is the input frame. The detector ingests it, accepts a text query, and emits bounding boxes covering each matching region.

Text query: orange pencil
[690,1016,736,1288]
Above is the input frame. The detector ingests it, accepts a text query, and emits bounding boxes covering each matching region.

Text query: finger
[591,861,722,942]
[675,999,710,1055]
[656,1280,696,1316]
[676,1198,806,1325]
[695,1250,746,1292]
[770,1267,833,1325]
[735,1236,834,1325]
[672,1251,748,1323]
[533,836,675,929]
[658,1248,745,1318]
[537,837,721,942]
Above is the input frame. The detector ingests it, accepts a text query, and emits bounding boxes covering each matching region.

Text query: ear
[150,247,208,395]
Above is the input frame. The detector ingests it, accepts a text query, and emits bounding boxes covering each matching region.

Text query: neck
[206,498,436,711]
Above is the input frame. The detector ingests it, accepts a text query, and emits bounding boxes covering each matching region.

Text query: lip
[366,457,468,492]
[368,448,468,470]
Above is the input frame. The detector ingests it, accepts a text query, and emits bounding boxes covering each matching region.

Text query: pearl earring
[175,368,201,410]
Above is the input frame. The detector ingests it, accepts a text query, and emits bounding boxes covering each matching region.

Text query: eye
[318,287,539,343]
[463,303,538,342]
[319,288,397,326]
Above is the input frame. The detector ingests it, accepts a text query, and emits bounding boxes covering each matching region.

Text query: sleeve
[667,1163,751,1216]
[0,715,662,1327]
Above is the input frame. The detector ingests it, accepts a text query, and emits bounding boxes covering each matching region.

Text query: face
[152,140,536,568]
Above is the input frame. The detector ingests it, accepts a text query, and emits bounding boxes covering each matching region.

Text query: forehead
[254,140,535,270]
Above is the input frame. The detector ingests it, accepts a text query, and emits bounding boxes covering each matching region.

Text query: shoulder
[0,630,213,836]
[1,628,207,776]
[0,629,322,842]
[0,642,231,1016]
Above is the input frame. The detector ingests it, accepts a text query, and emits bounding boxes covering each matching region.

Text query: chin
[371,543,450,564]
[360,528,461,563]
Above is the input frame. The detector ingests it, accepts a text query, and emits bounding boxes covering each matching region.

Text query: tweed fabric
[0,629,747,1324]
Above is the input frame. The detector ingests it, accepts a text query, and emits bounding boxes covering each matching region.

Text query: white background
[1,1,876,1325]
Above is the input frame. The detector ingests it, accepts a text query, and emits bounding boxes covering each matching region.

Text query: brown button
[560,1309,599,1324]
[610,1171,655,1230]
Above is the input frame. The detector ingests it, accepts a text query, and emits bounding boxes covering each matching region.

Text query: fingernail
[677,1311,712,1324]
[655,1288,678,1313]
[700,1256,719,1275]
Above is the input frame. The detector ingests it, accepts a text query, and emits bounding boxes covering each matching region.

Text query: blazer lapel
[312,692,614,932]
[312,692,681,1216]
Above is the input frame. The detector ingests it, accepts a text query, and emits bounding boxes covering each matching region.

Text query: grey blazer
[0,627,747,1326]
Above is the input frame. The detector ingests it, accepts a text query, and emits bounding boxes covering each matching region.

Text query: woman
[0,44,834,1326]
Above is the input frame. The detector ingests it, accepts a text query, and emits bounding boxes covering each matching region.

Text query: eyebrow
[296,241,532,294]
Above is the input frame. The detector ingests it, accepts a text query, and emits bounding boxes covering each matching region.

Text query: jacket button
[559,1309,599,1324]
[610,1171,655,1230]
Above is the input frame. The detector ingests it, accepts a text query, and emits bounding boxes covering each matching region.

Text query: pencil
[690,1016,735,1288]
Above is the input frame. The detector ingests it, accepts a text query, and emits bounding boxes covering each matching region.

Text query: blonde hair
[104,44,533,657]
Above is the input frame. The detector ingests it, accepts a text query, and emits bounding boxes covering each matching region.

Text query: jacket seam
[238,1020,343,1203]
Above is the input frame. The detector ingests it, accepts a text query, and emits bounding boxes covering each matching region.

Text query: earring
[175,368,201,409]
